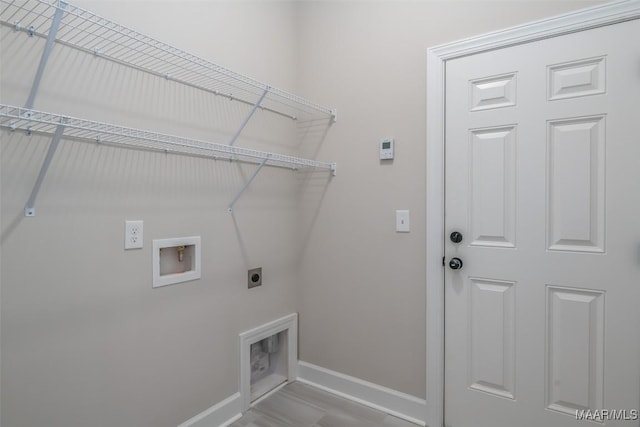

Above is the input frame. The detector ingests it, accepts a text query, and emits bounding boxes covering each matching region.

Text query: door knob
[449,257,463,270]
[450,231,463,243]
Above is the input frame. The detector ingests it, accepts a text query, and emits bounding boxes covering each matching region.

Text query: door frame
[425,1,640,426]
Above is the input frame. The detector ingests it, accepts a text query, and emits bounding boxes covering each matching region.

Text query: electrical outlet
[125,220,143,250]
[248,267,262,289]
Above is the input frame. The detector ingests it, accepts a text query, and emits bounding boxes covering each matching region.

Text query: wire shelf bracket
[228,87,269,147]
[24,118,67,216]
[24,0,67,109]
[227,156,270,214]
[17,0,68,216]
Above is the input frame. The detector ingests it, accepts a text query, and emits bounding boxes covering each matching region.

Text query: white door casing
[426,2,640,427]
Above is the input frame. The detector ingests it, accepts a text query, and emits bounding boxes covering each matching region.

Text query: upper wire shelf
[0,103,337,172]
[0,0,336,121]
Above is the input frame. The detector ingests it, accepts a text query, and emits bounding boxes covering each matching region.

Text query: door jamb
[425,2,640,426]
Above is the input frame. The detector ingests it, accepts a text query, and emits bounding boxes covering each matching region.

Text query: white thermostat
[380,138,394,160]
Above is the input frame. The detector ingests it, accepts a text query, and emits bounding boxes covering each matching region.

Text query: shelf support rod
[228,87,269,146]
[227,156,270,213]
[25,119,67,217]
[24,1,68,109]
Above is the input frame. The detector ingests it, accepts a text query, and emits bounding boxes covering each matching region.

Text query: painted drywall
[0,2,309,427]
[295,0,605,400]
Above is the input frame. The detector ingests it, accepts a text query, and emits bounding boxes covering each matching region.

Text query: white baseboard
[177,392,242,427]
[177,360,427,427]
[297,361,427,426]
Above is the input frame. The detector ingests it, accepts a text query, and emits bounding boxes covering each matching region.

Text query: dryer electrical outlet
[248,267,263,289]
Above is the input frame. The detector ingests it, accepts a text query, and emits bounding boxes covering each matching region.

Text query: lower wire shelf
[0,103,336,215]
[0,104,336,172]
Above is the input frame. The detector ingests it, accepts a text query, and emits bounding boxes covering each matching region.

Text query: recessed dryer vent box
[239,313,298,411]
[152,236,201,288]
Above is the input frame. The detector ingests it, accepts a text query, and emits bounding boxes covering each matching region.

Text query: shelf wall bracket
[228,87,269,147]
[227,156,270,213]
[24,1,68,110]
[24,119,67,217]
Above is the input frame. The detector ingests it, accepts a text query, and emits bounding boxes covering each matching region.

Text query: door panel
[469,72,518,111]
[445,18,640,427]
[547,57,606,101]
[468,277,516,400]
[547,116,606,252]
[469,125,517,248]
[546,286,605,416]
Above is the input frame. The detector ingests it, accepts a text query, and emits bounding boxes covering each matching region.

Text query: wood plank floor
[230,381,420,427]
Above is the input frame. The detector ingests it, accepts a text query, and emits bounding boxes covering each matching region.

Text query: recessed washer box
[152,236,201,288]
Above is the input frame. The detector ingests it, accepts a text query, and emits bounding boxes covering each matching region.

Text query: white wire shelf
[0,0,336,121]
[0,104,337,173]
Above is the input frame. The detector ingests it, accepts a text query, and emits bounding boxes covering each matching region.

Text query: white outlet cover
[125,220,144,249]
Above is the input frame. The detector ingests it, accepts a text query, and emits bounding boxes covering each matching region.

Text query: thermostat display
[380,138,394,160]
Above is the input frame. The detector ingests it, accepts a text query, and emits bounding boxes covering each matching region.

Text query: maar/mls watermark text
[576,409,639,421]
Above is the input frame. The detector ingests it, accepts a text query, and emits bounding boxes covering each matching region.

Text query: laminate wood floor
[230,381,420,427]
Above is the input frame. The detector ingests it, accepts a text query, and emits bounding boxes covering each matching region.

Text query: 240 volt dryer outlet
[248,267,262,288]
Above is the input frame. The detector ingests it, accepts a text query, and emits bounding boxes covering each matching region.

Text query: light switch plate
[396,210,410,233]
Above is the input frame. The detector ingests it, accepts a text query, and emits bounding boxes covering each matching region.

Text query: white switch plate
[125,220,143,249]
[396,210,410,233]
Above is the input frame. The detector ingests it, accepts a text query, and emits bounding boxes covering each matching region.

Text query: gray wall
[0,1,604,426]
[294,0,604,400]
[1,2,304,426]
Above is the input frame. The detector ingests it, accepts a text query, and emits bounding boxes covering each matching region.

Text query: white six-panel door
[444,18,640,427]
